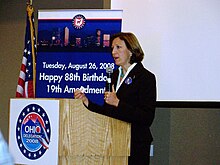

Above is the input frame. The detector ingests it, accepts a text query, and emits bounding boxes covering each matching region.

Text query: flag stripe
[25,81,28,97]
[16,85,24,95]
[17,77,25,87]
[19,70,26,80]
[22,56,27,65]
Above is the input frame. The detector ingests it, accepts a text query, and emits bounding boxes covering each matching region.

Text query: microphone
[106,67,113,92]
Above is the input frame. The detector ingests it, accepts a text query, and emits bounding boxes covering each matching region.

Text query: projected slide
[111,0,220,102]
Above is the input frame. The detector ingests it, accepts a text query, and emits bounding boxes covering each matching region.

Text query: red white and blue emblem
[16,104,51,160]
[125,77,133,85]
[72,14,86,29]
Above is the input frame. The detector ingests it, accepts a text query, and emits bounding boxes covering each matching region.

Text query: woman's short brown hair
[111,32,144,64]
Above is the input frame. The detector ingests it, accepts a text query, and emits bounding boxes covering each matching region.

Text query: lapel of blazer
[112,69,119,91]
[114,63,142,96]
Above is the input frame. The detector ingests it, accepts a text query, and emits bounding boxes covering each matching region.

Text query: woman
[74,32,156,165]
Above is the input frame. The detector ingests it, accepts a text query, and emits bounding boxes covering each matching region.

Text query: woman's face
[111,37,132,68]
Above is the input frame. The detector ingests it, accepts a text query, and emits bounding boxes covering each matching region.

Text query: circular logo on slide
[16,104,51,160]
[72,14,86,29]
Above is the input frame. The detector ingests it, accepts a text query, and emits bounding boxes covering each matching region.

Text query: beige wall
[0,0,219,165]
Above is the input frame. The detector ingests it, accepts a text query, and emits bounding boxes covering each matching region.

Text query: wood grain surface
[58,99,131,165]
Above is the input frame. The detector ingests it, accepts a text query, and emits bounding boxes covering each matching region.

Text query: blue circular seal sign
[72,14,86,29]
[16,103,51,160]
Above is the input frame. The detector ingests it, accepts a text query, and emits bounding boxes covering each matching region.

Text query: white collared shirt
[116,63,137,92]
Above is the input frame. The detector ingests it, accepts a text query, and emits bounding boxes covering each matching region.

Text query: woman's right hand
[74,90,89,107]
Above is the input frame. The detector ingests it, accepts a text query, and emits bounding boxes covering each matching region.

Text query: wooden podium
[59,99,131,165]
[9,99,130,165]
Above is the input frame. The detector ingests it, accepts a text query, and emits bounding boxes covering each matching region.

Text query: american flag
[16,5,37,98]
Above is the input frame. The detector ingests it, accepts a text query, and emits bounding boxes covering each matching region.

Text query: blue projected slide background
[36,11,121,105]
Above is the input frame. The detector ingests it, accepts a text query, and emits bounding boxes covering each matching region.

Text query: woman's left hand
[104,85,119,107]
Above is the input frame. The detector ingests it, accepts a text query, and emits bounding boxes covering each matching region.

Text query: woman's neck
[121,63,131,75]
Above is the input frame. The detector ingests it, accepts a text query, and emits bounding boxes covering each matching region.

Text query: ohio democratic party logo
[72,14,86,29]
[16,103,51,160]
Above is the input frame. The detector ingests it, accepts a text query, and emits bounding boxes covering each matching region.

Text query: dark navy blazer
[88,62,156,162]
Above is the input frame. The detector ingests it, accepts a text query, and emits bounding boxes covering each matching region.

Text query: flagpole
[27,4,36,97]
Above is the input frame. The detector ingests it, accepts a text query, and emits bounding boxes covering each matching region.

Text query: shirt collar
[116,63,137,92]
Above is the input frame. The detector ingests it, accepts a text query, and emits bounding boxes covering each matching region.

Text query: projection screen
[111,0,220,105]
